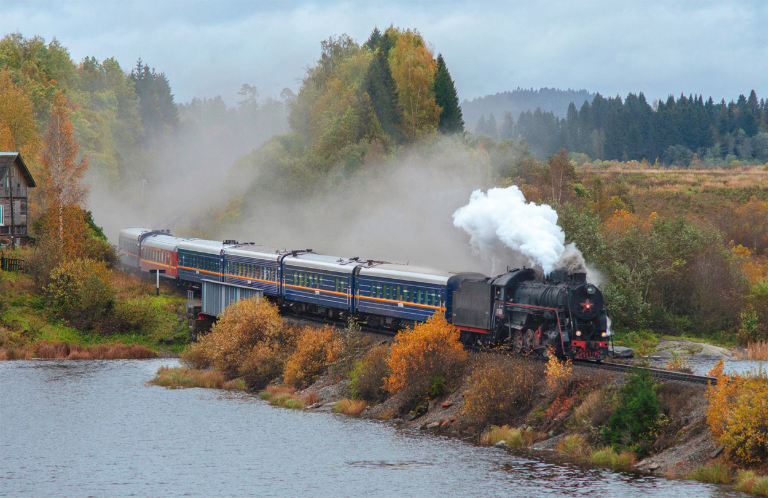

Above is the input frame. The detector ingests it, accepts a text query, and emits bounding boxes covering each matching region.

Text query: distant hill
[461,87,595,130]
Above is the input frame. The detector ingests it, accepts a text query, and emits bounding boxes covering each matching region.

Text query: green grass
[590,447,636,470]
[736,471,768,496]
[0,272,188,354]
[689,462,731,484]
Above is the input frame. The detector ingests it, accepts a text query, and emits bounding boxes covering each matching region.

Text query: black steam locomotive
[452,268,609,360]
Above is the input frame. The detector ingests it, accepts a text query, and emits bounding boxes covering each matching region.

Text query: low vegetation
[737,471,768,496]
[384,313,467,402]
[151,366,245,390]
[707,367,768,465]
[689,462,732,485]
[333,399,368,417]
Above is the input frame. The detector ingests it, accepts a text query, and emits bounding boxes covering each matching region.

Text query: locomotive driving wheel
[513,330,523,353]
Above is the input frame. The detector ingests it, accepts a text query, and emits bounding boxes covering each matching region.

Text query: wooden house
[0,152,36,247]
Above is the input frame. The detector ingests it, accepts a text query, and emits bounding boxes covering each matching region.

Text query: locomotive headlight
[576,330,582,337]
[601,332,607,337]
[586,285,596,295]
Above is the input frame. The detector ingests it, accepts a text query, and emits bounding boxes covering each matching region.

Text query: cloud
[1,0,766,105]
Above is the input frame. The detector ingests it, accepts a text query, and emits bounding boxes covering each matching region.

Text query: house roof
[0,152,36,188]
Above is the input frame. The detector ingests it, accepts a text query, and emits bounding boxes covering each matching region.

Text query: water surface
[0,359,746,497]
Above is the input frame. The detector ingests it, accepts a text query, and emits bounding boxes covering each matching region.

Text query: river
[0,359,746,497]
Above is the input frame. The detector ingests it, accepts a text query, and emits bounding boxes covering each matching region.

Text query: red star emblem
[581,299,593,312]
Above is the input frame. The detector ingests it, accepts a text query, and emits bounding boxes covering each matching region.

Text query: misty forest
[2,26,768,345]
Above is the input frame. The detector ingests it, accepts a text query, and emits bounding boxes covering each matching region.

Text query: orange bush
[385,313,467,400]
[283,325,340,388]
[707,367,768,464]
[196,298,295,388]
[545,346,572,393]
[463,355,540,426]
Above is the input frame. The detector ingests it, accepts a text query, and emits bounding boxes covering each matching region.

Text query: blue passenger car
[177,239,237,287]
[281,252,361,320]
[355,263,485,331]
[222,244,287,298]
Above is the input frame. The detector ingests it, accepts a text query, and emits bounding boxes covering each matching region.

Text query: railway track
[577,359,718,386]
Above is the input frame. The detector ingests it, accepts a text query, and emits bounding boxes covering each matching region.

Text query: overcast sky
[2,0,766,106]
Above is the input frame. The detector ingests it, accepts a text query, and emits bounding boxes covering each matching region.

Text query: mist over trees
[462,88,594,130]
[0,32,291,234]
[474,91,768,165]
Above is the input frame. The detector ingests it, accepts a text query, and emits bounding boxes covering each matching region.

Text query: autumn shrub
[689,462,732,485]
[180,342,210,369]
[569,389,612,432]
[283,325,340,388]
[385,313,467,402]
[333,398,368,417]
[545,346,572,393]
[195,298,295,388]
[25,237,63,290]
[603,368,660,455]
[349,343,390,402]
[463,355,540,426]
[45,258,115,330]
[707,369,768,465]
[327,318,371,378]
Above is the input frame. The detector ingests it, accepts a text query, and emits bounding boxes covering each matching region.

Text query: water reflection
[0,359,746,497]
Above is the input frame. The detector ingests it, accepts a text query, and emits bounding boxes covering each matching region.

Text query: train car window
[379,285,383,298]
[396,285,401,301]
[319,275,323,287]
[427,291,433,306]
[419,289,424,304]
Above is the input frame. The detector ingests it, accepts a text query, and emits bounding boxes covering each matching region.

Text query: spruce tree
[361,48,402,142]
[432,54,464,134]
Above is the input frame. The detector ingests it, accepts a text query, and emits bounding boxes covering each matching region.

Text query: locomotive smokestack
[572,272,586,284]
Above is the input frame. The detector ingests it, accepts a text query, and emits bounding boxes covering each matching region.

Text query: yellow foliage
[388,28,441,140]
[601,209,655,241]
[707,368,768,464]
[385,313,467,398]
[545,346,572,392]
[283,325,340,388]
[196,298,295,388]
[463,356,540,426]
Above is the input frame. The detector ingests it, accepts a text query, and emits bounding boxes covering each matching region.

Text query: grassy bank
[0,263,188,359]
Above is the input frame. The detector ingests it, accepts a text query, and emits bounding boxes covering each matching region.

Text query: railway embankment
[153,297,768,493]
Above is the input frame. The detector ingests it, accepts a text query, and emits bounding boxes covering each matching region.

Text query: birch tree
[41,93,89,246]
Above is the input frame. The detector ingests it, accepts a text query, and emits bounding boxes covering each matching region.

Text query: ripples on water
[0,359,746,497]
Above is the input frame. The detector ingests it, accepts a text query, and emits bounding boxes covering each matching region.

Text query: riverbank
[154,297,766,493]
[0,268,188,360]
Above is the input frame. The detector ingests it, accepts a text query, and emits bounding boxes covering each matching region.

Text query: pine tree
[432,54,464,134]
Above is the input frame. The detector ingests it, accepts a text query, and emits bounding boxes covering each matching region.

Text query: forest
[474,90,768,164]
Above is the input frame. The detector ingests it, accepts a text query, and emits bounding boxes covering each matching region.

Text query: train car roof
[141,233,187,251]
[178,239,235,255]
[224,244,287,261]
[358,263,456,285]
[283,253,361,273]
[119,227,153,239]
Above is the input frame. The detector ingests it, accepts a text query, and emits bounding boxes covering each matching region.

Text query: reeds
[746,341,768,361]
[689,462,731,484]
[333,398,368,417]
[151,366,245,390]
[0,341,157,361]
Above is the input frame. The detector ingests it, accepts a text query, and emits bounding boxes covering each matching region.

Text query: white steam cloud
[452,185,567,275]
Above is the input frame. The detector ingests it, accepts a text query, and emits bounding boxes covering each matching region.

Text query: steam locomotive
[118,227,610,360]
